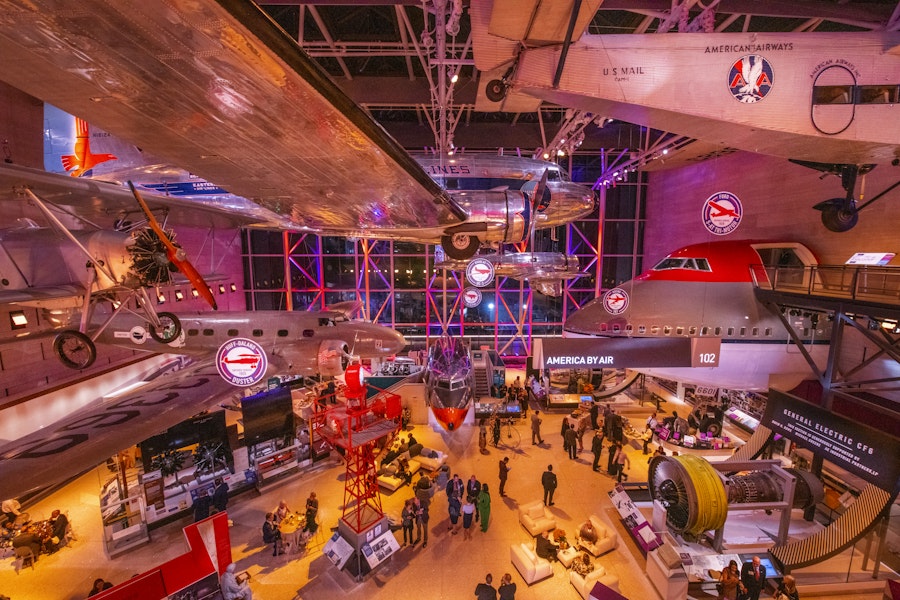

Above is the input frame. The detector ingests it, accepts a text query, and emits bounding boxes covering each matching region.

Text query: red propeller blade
[128,181,218,310]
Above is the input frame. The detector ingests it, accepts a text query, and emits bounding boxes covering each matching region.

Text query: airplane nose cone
[354,325,407,357]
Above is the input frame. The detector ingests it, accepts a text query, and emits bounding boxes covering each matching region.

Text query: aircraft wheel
[485,79,507,102]
[441,233,480,260]
[149,312,182,343]
[54,330,97,370]
[820,204,859,232]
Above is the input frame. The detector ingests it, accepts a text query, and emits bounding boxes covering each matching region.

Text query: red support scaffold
[316,364,401,534]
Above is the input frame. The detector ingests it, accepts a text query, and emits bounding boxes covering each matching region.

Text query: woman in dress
[400,499,415,546]
[476,484,491,533]
[719,559,743,600]
[461,495,476,540]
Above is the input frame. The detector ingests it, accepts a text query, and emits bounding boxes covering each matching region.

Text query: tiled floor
[1,385,894,600]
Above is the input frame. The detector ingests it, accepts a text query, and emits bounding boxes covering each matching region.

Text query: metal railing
[750,264,900,305]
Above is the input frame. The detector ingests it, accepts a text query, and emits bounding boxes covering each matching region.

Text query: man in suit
[467,475,482,520]
[740,555,767,600]
[541,465,557,506]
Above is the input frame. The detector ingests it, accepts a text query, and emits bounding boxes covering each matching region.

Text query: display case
[101,493,150,557]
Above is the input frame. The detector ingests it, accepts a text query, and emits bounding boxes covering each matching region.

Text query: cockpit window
[652,257,712,272]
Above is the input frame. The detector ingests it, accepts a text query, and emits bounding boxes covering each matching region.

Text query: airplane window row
[603,323,779,338]
[652,257,712,271]
[186,328,294,337]
[813,85,899,105]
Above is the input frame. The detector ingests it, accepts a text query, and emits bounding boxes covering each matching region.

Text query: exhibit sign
[361,529,401,569]
[763,390,900,489]
[534,337,720,369]
[324,531,355,570]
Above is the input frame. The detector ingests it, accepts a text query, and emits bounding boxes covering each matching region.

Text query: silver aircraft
[435,251,584,297]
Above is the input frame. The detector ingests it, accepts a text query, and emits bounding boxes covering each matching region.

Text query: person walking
[477,484,492,532]
[541,465,557,506]
[401,499,415,545]
[461,495,476,540]
[591,430,605,471]
[613,443,631,482]
[564,423,578,460]
[498,457,510,497]
[740,556,766,600]
[474,573,497,600]
[531,411,544,445]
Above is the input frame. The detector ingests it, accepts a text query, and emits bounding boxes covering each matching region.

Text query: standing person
[576,418,589,452]
[401,499,415,546]
[589,402,599,430]
[717,559,742,600]
[478,419,489,454]
[461,495,476,540]
[642,427,654,455]
[474,573,497,600]
[492,415,501,447]
[220,563,253,600]
[498,457,510,497]
[448,491,462,534]
[564,423,578,460]
[740,556,767,600]
[591,430,605,472]
[606,440,618,475]
[541,465,557,506]
[497,572,516,600]
[303,492,319,533]
[467,475,482,521]
[613,443,631,482]
[773,574,799,600]
[531,410,544,445]
[414,497,430,548]
[212,478,229,514]
[477,484,492,533]
[192,488,213,522]
[446,473,464,501]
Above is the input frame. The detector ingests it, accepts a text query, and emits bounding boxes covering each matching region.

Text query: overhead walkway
[740,263,900,572]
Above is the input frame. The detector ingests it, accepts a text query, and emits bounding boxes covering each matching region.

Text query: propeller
[128,181,218,310]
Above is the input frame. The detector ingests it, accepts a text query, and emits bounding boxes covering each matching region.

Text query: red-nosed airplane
[563,240,835,391]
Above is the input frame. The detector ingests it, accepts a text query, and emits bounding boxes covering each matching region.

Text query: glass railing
[750,264,900,305]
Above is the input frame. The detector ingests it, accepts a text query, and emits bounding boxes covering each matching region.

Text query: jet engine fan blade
[128,181,218,310]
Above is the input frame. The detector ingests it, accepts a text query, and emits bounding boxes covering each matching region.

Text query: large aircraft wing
[0,356,251,500]
[0,0,465,235]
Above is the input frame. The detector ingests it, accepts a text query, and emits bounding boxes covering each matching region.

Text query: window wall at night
[240,157,646,354]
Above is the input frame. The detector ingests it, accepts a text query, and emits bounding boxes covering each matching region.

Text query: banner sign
[763,390,900,490]
[534,337,720,369]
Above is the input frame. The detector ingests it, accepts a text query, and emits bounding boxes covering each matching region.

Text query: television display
[140,411,227,458]
[242,387,294,446]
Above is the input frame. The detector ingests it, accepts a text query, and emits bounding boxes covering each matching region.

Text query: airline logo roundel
[702,191,743,235]
[217,338,268,387]
[603,287,629,315]
[728,54,773,103]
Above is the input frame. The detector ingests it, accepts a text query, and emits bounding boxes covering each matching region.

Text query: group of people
[444,473,492,540]
[717,555,799,600]
[2,508,70,560]
[191,477,230,523]
[474,572,516,600]
[261,493,319,556]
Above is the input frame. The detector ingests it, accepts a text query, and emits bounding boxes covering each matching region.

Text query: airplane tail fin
[44,105,140,177]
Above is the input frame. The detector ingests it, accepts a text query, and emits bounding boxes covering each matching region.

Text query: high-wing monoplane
[436,251,584,297]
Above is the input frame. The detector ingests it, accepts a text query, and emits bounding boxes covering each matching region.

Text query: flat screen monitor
[242,387,294,446]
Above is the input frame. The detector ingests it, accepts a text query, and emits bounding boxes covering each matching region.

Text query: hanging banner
[534,337,720,369]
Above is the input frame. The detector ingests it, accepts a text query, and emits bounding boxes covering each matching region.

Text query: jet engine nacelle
[280,339,350,377]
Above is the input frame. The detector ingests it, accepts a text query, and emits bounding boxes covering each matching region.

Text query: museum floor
[0,386,894,600]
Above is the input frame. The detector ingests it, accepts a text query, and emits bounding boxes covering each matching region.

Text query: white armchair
[576,514,618,557]
[518,500,557,536]
[569,563,620,599]
[510,543,553,585]
[416,446,447,471]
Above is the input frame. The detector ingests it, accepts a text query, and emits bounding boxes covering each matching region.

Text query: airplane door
[811,66,856,135]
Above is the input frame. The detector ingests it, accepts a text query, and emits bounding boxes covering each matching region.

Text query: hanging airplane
[423,334,474,432]
[562,240,834,391]
[0,1,595,264]
[472,10,900,230]
[0,305,406,499]
[435,250,584,297]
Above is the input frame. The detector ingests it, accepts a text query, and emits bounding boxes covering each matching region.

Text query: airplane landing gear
[148,312,182,343]
[441,233,480,260]
[54,330,97,369]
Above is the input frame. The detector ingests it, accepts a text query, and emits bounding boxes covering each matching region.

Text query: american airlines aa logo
[728,55,773,103]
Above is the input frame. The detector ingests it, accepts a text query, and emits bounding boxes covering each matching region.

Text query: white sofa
[376,450,422,491]
[518,500,557,536]
[510,543,553,585]
[416,446,447,471]
[576,514,618,557]
[569,564,620,599]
